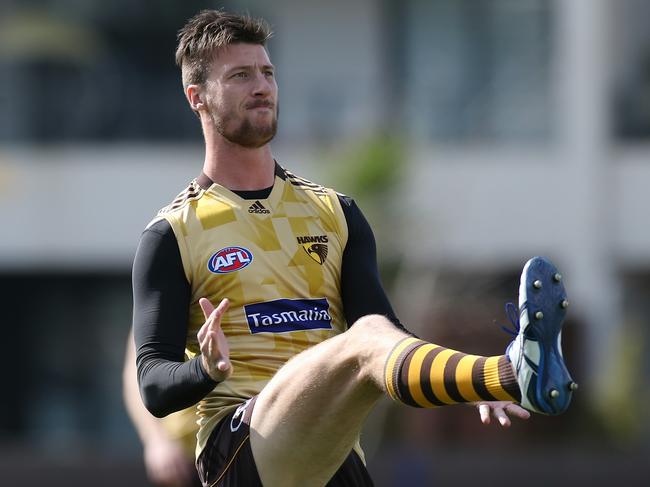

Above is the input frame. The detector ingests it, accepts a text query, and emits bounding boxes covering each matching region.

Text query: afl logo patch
[208,247,253,274]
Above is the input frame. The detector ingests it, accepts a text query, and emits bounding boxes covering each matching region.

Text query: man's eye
[233,72,248,79]
[264,71,274,78]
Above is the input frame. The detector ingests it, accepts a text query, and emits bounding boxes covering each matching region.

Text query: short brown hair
[175,10,273,88]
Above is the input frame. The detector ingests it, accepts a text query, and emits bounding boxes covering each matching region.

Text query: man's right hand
[197,297,232,382]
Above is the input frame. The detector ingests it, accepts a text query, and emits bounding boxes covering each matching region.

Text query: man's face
[203,43,278,148]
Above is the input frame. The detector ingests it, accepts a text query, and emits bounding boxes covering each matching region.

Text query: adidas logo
[248,200,270,214]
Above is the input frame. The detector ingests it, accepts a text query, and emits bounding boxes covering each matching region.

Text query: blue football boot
[507,256,577,415]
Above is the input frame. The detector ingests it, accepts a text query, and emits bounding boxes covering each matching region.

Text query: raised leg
[249,314,518,486]
[250,315,403,486]
[249,256,575,486]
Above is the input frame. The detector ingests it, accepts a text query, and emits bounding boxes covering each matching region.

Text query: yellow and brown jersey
[157,164,349,455]
[133,163,405,463]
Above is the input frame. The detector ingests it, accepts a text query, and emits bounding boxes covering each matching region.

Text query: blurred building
[0,0,649,485]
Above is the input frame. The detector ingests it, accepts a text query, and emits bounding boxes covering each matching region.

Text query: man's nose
[252,73,273,97]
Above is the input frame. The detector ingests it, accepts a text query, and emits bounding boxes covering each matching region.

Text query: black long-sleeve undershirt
[133,192,407,417]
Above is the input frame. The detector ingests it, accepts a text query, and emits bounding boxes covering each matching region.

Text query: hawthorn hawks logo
[297,235,328,265]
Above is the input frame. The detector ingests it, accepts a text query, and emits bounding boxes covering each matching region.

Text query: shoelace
[499,301,522,336]
[496,301,527,373]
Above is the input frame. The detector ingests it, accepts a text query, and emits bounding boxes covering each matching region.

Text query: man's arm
[132,219,216,417]
[123,329,171,446]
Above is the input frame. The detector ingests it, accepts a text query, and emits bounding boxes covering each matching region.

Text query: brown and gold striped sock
[384,337,521,407]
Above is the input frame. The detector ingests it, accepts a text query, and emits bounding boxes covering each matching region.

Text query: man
[133,9,576,486]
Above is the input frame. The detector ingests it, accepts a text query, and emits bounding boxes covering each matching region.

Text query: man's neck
[202,132,276,191]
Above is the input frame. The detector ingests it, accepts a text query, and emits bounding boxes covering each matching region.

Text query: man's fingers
[203,330,230,366]
[477,401,530,427]
[197,321,209,343]
[198,298,229,343]
[478,404,491,424]
[200,329,232,381]
[198,298,232,382]
[493,407,511,427]
[505,403,531,420]
[217,343,231,371]
[208,298,230,325]
[205,299,229,334]
[207,331,214,358]
[199,297,215,320]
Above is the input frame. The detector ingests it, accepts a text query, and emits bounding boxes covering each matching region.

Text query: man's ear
[186,84,205,112]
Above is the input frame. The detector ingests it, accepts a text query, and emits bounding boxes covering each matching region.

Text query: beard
[211,102,278,148]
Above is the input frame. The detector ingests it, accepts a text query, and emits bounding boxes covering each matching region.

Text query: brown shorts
[196,396,374,486]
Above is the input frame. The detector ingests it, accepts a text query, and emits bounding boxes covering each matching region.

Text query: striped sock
[384,337,521,407]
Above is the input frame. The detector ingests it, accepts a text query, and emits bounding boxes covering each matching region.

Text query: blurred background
[1,0,649,485]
